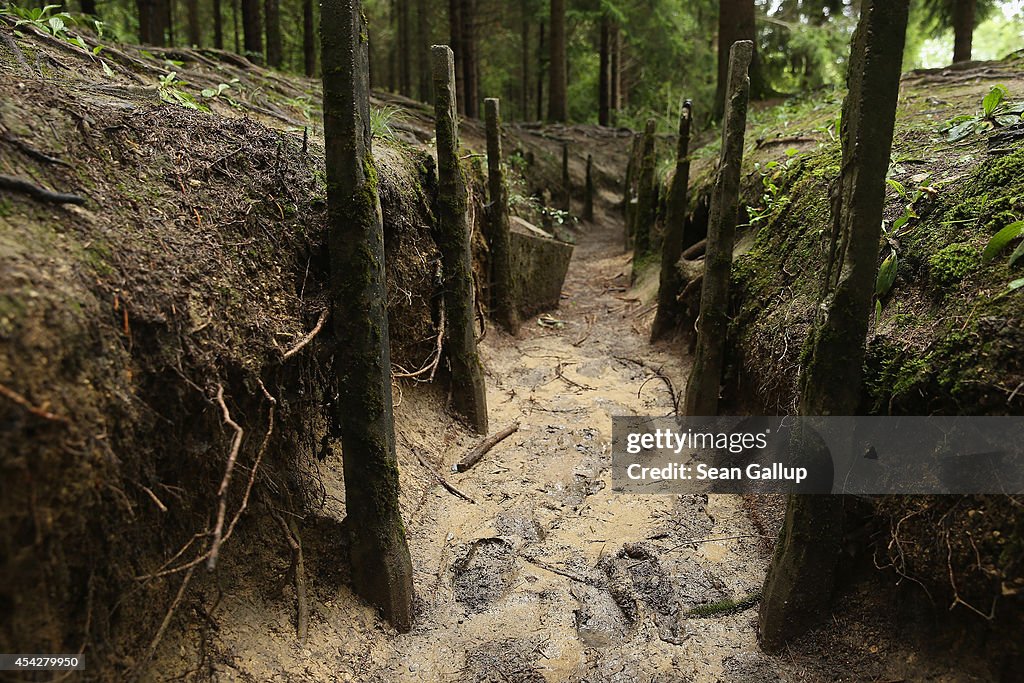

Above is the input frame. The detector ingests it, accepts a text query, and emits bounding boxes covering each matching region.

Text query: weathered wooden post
[583,153,594,222]
[561,142,571,212]
[623,133,641,249]
[630,118,657,283]
[321,0,413,632]
[432,45,489,434]
[651,99,693,342]
[484,97,520,336]
[683,41,752,416]
[759,1,909,652]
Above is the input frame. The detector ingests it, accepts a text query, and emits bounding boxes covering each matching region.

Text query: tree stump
[484,97,520,336]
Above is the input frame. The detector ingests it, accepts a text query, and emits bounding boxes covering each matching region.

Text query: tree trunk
[432,45,489,434]
[416,0,431,101]
[536,20,545,121]
[952,0,975,63]
[461,0,478,118]
[630,119,658,282]
[303,0,315,75]
[397,0,412,96]
[137,0,168,46]
[561,143,571,212]
[623,132,641,247]
[759,0,909,653]
[232,0,240,53]
[684,40,753,416]
[520,1,530,120]
[448,0,465,115]
[714,0,768,120]
[265,0,282,67]
[80,0,97,15]
[213,0,224,49]
[583,154,594,222]
[651,100,693,342]
[598,14,611,127]
[320,0,415,633]
[186,0,200,45]
[166,0,175,46]
[610,22,621,118]
[241,0,262,59]
[547,0,567,121]
[484,98,521,336]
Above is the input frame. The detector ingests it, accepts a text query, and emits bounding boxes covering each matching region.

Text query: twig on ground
[521,555,600,586]
[0,381,69,423]
[555,362,594,391]
[455,422,520,473]
[273,510,309,644]
[0,174,85,205]
[614,355,678,414]
[282,308,329,361]
[572,314,594,347]
[414,451,475,503]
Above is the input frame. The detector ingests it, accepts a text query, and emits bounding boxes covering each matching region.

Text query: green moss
[928,243,979,288]
[983,145,1024,187]
[0,198,12,217]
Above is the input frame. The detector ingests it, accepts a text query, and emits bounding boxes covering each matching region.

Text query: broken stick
[454,422,519,473]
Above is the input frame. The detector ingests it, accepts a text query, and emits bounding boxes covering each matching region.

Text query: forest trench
[187,212,775,683]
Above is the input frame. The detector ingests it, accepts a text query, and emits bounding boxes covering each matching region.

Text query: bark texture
[241,0,262,59]
[714,0,768,119]
[547,0,567,122]
[952,0,975,63]
[651,100,693,342]
[265,0,282,67]
[432,45,489,434]
[684,40,752,416]
[303,0,315,75]
[485,98,521,336]
[321,0,415,633]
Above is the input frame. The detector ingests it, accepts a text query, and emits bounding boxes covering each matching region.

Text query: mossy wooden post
[623,133,641,249]
[583,154,594,222]
[651,99,693,342]
[432,45,489,434]
[759,1,909,652]
[630,118,658,283]
[561,142,571,212]
[484,97,520,336]
[683,41,752,416]
[321,0,413,632]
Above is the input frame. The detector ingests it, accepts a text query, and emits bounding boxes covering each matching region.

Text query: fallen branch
[614,355,679,415]
[282,308,329,361]
[414,451,475,503]
[0,380,69,423]
[454,422,519,473]
[521,555,600,587]
[0,174,86,205]
[681,240,706,261]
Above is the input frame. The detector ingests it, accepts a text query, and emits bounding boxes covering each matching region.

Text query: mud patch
[463,638,547,683]
[453,538,518,612]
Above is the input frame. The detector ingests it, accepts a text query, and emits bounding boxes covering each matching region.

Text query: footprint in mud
[463,638,546,683]
[495,511,546,544]
[452,538,518,612]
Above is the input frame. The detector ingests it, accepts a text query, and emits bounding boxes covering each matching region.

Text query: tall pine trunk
[714,0,769,120]
[80,0,96,15]
[416,0,431,101]
[461,0,478,118]
[303,0,315,75]
[547,0,567,122]
[448,0,465,115]
[186,0,200,46]
[397,0,412,96]
[136,0,168,46]
[536,20,545,121]
[213,0,224,49]
[598,14,611,127]
[952,0,975,63]
[242,0,262,60]
[265,0,282,67]
[520,1,530,120]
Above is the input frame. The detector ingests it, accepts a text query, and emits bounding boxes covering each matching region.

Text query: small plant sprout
[943,85,1024,141]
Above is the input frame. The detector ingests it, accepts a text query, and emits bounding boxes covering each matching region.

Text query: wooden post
[432,45,489,434]
[651,99,693,342]
[484,97,520,336]
[758,1,909,653]
[583,153,594,222]
[683,40,753,416]
[561,142,571,213]
[321,0,413,632]
[623,133,640,249]
[630,118,657,283]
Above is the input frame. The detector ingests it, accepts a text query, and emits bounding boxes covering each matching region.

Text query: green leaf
[1009,278,1024,292]
[886,178,907,198]
[1010,239,1024,268]
[983,85,1007,117]
[47,16,64,34]
[875,298,882,325]
[101,60,114,77]
[982,221,1024,262]
[947,119,978,141]
[876,251,898,297]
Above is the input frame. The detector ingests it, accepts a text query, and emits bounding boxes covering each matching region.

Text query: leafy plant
[982,220,1024,266]
[943,85,1024,142]
[369,105,405,141]
[2,3,106,51]
[158,72,208,112]
[746,148,801,226]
